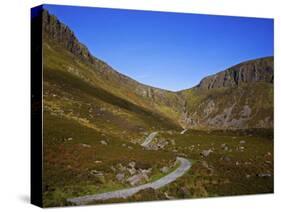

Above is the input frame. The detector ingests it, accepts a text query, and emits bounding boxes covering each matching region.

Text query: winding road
[67,157,192,205]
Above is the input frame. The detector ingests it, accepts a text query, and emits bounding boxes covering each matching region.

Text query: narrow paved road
[67,157,192,205]
[141,131,158,147]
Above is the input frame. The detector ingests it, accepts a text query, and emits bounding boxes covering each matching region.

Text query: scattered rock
[221,156,231,162]
[67,137,73,141]
[100,107,106,111]
[157,139,169,149]
[160,166,169,174]
[116,173,125,182]
[164,192,176,200]
[200,149,213,157]
[221,143,229,151]
[258,173,272,177]
[100,140,108,145]
[240,140,246,144]
[189,145,195,151]
[90,170,105,183]
[177,152,188,157]
[167,131,173,135]
[128,161,136,168]
[128,146,133,150]
[246,174,251,179]
[180,129,188,135]
[140,168,152,175]
[81,143,91,148]
[110,166,116,172]
[221,143,226,148]
[127,173,148,186]
[117,163,126,172]
[127,167,137,175]
[239,146,245,151]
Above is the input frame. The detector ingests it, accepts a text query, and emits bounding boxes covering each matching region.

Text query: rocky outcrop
[196,57,273,90]
[42,10,96,64]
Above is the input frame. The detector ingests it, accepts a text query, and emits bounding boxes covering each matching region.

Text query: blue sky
[44,4,273,91]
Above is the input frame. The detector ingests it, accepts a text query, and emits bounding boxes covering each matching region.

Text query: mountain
[195,57,273,90]
[42,9,273,133]
[40,9,274,207]
[179,57,273,129]
[42,9,183,145]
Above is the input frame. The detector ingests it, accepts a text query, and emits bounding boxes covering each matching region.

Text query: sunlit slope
[178,57,273,129]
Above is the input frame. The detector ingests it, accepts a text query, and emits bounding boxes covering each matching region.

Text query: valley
[41,9,274,207]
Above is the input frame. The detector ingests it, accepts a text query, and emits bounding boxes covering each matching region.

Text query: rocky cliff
[42,10,96,64]
[196,57,273,90]
[179,57,274,129]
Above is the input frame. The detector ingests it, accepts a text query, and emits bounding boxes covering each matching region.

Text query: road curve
[67,157,192,205]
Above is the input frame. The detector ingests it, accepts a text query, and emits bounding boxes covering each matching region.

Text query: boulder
[221,156,231,162]
[100,140,108,145]
[116,173,125,182]
[160,166,169,173]
[90,170,105,183]
[200,149,213,157]
[127,173,148,186]
[117,163,126,172]
[81,143,91,148]
[127,167,137,175]
[128,161,136,168]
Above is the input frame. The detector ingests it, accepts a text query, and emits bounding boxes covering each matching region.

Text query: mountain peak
[42,9,95,64]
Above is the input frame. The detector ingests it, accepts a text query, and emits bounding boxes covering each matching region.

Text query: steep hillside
[42,10,183,146]
[195,57,273,90]
[42,10,183,122]
[43,9,273,133]
[179,57,273,129]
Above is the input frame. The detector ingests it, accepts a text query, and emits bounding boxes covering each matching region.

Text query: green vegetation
[42,13,273,207]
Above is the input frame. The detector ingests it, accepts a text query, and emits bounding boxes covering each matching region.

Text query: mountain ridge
[42,9,273,93]
[42,9,273,130]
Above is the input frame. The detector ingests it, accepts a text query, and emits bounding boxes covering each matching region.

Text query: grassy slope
[44,39,182,124]
[87,129,273,205]
[43,40,182,207]
[43,113,176,207]
[42,39,273,207]
[178,82,273,129]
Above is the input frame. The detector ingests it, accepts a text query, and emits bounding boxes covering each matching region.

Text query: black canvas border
[31,5,43,208]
